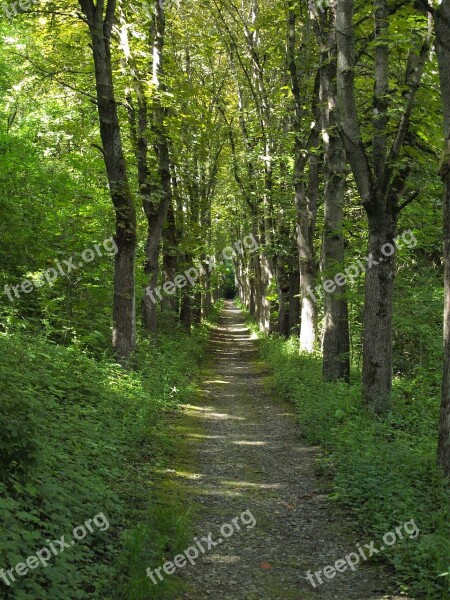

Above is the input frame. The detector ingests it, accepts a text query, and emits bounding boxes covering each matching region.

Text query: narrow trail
[170,302,404,599]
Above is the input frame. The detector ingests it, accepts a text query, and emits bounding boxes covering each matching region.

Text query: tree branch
[398,190,420,213]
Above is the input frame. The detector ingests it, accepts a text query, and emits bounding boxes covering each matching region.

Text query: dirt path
[169,302,405,599]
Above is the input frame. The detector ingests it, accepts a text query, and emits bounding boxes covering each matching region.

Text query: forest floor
[163,301,408,599]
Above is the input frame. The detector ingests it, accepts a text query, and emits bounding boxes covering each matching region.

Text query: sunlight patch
[204,554,241,564]
[232,440,267,446]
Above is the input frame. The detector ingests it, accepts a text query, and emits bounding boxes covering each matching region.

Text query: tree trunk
[288,269,300,337]
[288,5,320,352]
[440,165,450,477]
[142,0,173,333]
[162,201,179,316]
[316,10,350,382]
[193,291,202,325]
[180,292,192,332]
[362,212,397,412]
[259,251,272,333]
[297,137,320,352]
[276,256,290,337]
[249,267,256,316]
[297,216,316,352]
[143,227,160,333]
[79,0,137,366]
[435,0,450,476]
[203,273,212,318]
[322,161,350,382]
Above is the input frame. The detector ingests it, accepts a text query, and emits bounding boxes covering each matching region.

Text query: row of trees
[1,0,448,475]
[75,0,229,358]
[76,0,450,476]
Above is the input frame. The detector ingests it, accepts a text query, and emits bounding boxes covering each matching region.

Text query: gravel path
[171,302,406,599]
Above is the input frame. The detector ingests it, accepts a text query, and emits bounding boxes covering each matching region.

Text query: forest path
[170,301,404,599]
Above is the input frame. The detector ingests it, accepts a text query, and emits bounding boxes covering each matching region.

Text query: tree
[120,0,174,334]
[287,1,321,352]
[336,0,431,412]
[434,0,450,476]
[313,5,350,381]
[78,0,137,365]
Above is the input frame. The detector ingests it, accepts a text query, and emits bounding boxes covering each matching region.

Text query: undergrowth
[0,317,212,600]
[259,335,450,600]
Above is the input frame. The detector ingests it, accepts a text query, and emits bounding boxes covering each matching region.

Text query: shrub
[260,335,450,600]
[0,324,207,599]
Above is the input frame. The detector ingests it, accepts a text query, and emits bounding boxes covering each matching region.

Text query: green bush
[260,335,450,600]
[0,325,207,600]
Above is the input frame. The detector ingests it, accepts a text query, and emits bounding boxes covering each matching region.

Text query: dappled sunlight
[186,433,227,440]
[221,480,281,489]
[204,554,242,565]
[207,411,246,421]
[198,488,243,498]
[183,402,247,422]
[232,440,267,446]
[157,468,204,480]
[183,404,215,412]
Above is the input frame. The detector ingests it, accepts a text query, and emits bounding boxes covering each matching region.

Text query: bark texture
[288,5,321,352]
[315,9,350,382]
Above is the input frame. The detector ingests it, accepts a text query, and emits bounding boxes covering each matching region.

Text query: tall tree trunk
[322,147,350,382]
[288,5,321,352]
[296,147,319,353]
[315,9,350,381]
[193,291,202,325]
[435,0,450,477]
[79,0,137,366]
[121,0,173,335]
[259,250,272,332]
[180,290,192,332]
[242,1,275,333]
[249,264,256,316]
[143,0,173,333]
[203,272,212,317]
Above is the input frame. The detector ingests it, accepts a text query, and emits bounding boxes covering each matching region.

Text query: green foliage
[0,325,207,599]
[260,335,450,599]
[0,0,448,598]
